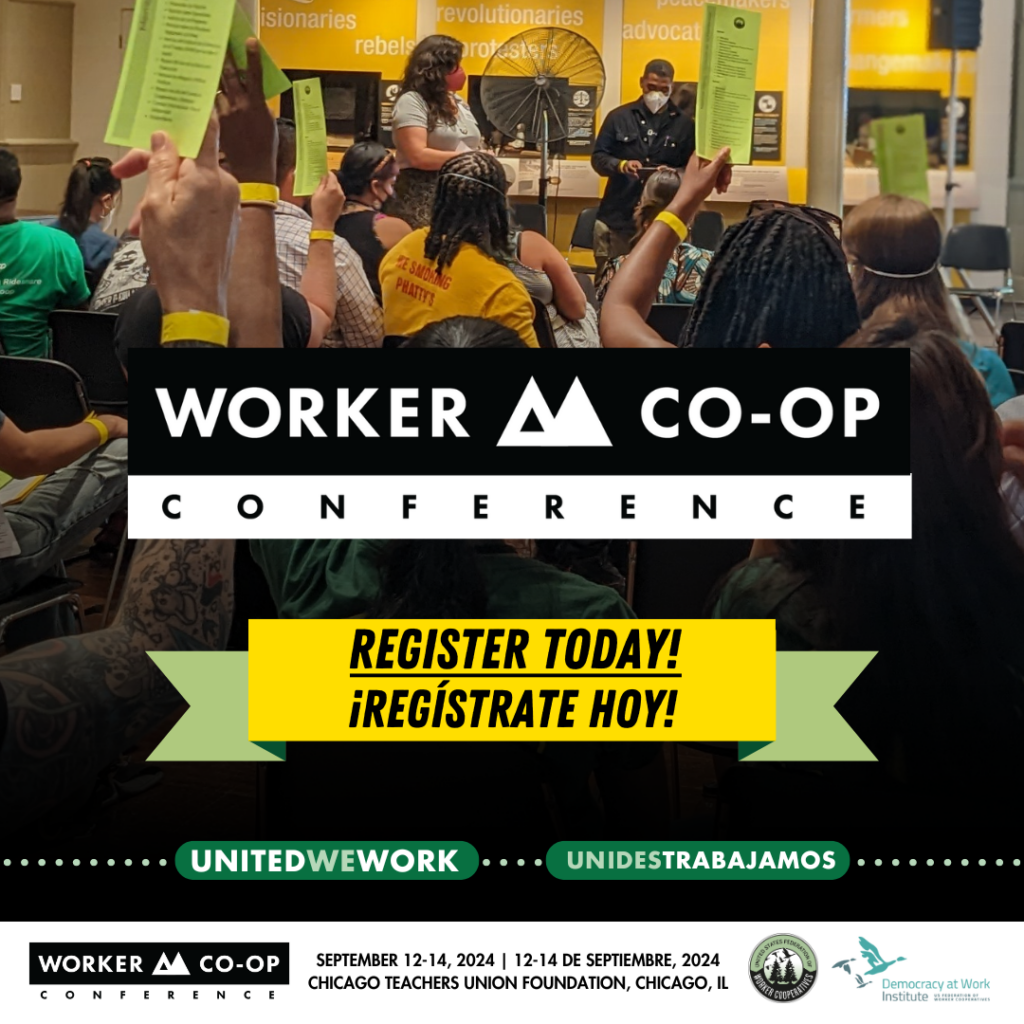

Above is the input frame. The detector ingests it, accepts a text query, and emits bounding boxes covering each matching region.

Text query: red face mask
[445,66,467,92]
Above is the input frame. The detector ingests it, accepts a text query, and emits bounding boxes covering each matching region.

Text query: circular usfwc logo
[748,934,818,1002]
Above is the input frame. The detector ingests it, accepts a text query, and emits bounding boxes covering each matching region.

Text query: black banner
[128,349,908,478]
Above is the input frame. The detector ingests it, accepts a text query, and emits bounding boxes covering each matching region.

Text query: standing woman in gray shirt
[390,35,482,228]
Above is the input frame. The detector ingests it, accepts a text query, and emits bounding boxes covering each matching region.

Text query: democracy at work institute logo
[748,934,818,1002]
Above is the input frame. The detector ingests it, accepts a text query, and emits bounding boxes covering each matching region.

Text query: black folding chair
[690,209,725,250]
[567,207,599,274]
[941,224,1015,333]
[49,310,128,414]
[646,303,692,345]
[532,299,557,349]
[512,202,548,237]
[0,576,85,648]
[1008,368,1024,397]
[574,271,597,307]
[0,356,90,430]
[1000,321,1024,372]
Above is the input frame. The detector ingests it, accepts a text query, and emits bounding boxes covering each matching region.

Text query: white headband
[441,171,507,197]
[859,260,940,279]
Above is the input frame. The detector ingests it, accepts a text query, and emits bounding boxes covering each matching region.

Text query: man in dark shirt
[590,59,695,276]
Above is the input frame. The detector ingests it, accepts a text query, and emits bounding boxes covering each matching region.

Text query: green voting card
[871,114,931,205]
[106,0,235,159]
[293,78,329,197]
[228,3,292,99]
[696,2,762,165]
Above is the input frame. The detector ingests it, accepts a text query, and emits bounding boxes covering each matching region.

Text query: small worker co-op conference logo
[747,934,818,1002]
[28,943,290,986]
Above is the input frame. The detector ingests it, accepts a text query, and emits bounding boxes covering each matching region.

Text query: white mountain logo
[152,952,190,976]
[497,377,612,447]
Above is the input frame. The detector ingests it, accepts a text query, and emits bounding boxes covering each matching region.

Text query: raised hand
[217,37,277,187]
[135,116,240,317]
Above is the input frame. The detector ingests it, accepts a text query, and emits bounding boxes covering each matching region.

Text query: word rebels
[349,627,684,671]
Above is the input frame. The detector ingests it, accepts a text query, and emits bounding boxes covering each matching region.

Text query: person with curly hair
[379,151,538,346]
[389,34,482,228]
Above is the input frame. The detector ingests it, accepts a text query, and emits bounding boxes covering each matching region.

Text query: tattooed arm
[0,538,235,832]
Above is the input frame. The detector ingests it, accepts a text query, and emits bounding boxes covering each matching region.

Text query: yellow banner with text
[620,0,790,102]
[435,0,605,77]
[259,0,420,77]
[248,618,775,742]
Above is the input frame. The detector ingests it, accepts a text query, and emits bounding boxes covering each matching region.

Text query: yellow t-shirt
[380,228,539,347]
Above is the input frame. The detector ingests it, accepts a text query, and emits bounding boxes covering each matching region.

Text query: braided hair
[683,209,861,349]
[58,157,121,237]
[424,152,511,272]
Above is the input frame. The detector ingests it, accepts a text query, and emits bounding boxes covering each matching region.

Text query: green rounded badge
[748,933,818,1002]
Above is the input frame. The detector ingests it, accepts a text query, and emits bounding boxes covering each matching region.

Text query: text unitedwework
[189,847,459,874]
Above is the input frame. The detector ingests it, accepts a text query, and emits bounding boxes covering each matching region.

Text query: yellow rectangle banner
[248,618,776,742]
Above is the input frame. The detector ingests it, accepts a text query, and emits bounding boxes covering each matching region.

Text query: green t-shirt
[250,539,636,620]
[0,220,90,356]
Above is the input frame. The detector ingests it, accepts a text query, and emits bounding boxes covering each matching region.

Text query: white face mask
[98,211,115,232]
[643,90,669,114]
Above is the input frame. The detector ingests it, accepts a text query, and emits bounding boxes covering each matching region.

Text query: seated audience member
[507,209,599,348]
[92,220,329,341]
[403,315,527,349]
[89,236,148,313]
[843,193,1014,407]
[681,206,861,349]
[713,322,1024,820]
[335,142,411,301]
[114,283,316,362]
[51,157,122,287]
[379,152,539,347]
[0,407,127,643]
[595,169,713,307]
[0,149,90,357]
[599,148,732,348]
[272,119,383,347]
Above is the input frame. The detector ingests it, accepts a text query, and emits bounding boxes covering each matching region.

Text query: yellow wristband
[309,230,335,242]
[618,159,628,173]
[161,311,230,347]
[238,183,279,206]
[654,210,688,242]
[83,412,108,446]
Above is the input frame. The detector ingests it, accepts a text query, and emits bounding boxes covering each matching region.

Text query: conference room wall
[1,0,1010,240]
[0,0,75,213]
